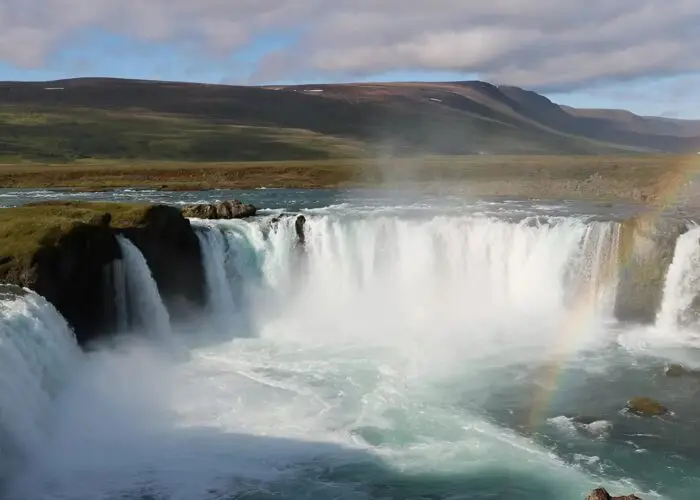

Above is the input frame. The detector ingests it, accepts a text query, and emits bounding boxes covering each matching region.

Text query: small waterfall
[565,222,621,316]
[656,226,700,331]
[191,219,266,335]
[196,227,237,318]
[114,236,172,338]
[0,287,80,479]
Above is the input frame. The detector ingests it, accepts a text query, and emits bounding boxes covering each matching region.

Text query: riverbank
[1,155,698,203]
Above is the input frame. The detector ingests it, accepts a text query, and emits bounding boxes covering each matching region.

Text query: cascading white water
[251,215,621,348]
[565,222,621,316]
[191,218,269,335]
[0,287,80,480]
[114,235,172,338]
[656,226,700,331]
[5,210,677,500]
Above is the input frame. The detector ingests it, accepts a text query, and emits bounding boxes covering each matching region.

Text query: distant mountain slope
[0,77,696,162]
[561,106,700,138]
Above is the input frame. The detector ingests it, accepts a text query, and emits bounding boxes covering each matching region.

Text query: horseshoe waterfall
[2,196,700,500]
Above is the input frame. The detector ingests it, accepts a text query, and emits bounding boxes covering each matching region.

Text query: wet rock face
[31,216,121,345]
[0,204,207,346]
[664,363,700,379]
[294,215,306,245]
[267,214,307,246]
[587,487,642,500]
[119,205,206,322]
[181,200,257,219]
[614,215,688,324]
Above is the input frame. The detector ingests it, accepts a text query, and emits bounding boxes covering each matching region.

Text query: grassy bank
[0,155,698,203]
[0,201,153,273]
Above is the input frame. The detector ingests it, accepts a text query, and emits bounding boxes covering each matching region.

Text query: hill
[0,77,697,162]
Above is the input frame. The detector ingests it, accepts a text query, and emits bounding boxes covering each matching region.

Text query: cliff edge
[0,201,205,345]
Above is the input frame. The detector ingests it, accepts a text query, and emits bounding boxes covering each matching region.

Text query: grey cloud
[0,0,308,67]
[1,0,699,90]
[254,0,700,90]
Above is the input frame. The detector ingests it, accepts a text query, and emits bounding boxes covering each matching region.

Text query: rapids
[2,188,700,499]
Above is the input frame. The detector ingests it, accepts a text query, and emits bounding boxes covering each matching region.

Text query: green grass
[0,201,153,273]
[0,104,368,163]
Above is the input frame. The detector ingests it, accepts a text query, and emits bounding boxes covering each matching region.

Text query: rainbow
[526,155,700,429]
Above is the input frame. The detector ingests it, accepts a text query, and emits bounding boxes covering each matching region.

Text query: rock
[626,397,669,417]
[267,213,307,246]
[295,215,306,245]
[0,204,122,344]
[0,201,207,346]
[587,487,642,499]
[119,204,206,323]
[182,200,256,219]
[614,215,688,323]
[664,363,700,378]
[665,363,688,377]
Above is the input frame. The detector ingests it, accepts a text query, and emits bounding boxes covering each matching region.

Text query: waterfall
[656,226,700,331]
[191,219,267,335]
[195,226,237,318]
[565,222,621,316]
[0,287,80,480]
[192,215,624,342]
[6,208,697,500]
[114,236,172,339]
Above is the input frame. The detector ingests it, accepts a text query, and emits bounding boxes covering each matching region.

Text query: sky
[1,0,699,119]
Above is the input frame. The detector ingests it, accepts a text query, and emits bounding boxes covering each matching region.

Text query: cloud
[1,0,699,90]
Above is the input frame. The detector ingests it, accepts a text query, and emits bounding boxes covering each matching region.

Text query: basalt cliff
[0,201,210,345]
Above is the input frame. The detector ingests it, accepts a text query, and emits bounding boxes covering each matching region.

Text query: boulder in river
[181,200,257,219]
[267,213,307,245]
[625,397,669,417]
[587,487,642,499]
[664,363,700,379]
[295,215,306,245]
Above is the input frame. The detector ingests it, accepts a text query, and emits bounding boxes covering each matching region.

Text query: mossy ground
[0,105,366,163]
[0,201,152,272]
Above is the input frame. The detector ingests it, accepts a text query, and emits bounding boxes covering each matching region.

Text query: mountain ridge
[0,76,697,160]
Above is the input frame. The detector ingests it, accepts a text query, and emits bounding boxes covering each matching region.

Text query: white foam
[0,289,80,479]
[5,211,659,499]
[114,235,172,339]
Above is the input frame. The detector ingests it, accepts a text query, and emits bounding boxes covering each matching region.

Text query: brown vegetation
[0,155,697,203]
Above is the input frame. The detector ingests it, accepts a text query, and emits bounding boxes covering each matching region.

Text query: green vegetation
[0,77,695,163]
[0,105,366,163]
[0,78,696,204]
[0,201,152,271]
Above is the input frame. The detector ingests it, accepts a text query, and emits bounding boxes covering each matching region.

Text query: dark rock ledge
[181,200,257,219]
[0,201,205,346]
[587,487,642,499]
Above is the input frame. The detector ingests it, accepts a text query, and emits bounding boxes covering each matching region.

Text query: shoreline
[0,154,697,204]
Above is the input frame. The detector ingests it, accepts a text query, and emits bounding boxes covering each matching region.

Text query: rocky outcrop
[0,201,206,346]
[181,200,256,219]
[587,487,641,500]
[267,213,307,246]
[295,215,306,245]
[614,215,688,323]
[18,213,120,345]
[664,363,700,378]
[625,397,669,417]
[118,205,206,322]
